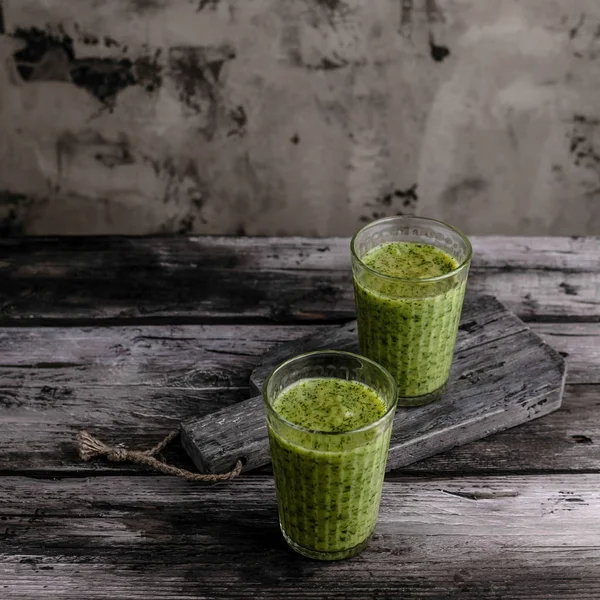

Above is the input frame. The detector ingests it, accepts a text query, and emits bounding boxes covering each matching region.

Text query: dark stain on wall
[0,191,30,237]
[70,58,136,105]
[228,105,247,136]
[361,185,419,222]
[176,214,195,234]
[313,57,348,70]
[315,0,343,10]
[569,114,600,169]
[134,50,163,93]
[401,0,443,35]
[0,209,24,237]
[360,211,385,223]
[376,185,419,209]
[197,0,221,10]
[282,1,357,71]
[11,27,162,108]
[94,140,135,169]
[0,191,28,206]
[425,0,445,23]
[442,178,487,206]
[157,158,208,234]
[168,44,238,138]
[569,13,585,40]
[398,0,414,34]
[169,45,234,109]
[288,50,348,70]
[130,0,166,11]
[568,115,600,198]
[429,33,450,62]
[78,29,99,46]
[0,0,5,35]
[570,16,600,60]
[55,131,136,187]
[397,185,419,208]
[12,27,75,79]
[161,159,207,229]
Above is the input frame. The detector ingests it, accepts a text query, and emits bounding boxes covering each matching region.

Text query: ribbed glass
[351,216,471,406]
[263,351,397,561]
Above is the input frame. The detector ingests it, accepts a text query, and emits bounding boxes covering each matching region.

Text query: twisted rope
[76,430,242,482]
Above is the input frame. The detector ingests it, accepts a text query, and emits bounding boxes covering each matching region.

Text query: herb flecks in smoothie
[273,378,386,433]
[354,241,467,399]
[362,242,458,279]
[269,378,391,557]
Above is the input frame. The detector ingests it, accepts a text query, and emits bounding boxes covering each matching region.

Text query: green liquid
[268,378,391,559]
[355,242,466,399]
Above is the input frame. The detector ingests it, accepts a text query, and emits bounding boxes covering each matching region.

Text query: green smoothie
[268,377,392,559]
[354,241,467,399]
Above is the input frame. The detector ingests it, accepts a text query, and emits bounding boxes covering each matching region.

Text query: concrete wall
[0,0,599,236]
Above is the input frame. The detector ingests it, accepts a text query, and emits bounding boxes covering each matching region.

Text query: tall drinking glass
[264,350,398,561]
[351,216,471,406]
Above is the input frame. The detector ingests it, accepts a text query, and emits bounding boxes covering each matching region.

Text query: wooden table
[1,236,599,599]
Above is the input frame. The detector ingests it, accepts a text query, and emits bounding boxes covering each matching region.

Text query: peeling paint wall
[0,0,599,236]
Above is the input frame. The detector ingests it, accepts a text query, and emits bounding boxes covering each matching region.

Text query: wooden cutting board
[181,295,566,474]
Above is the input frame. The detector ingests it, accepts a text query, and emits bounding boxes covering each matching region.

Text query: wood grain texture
[0,322,314,474]
[1,474,600,599]
[0,324,315,389]
[402,384,600,475]
[2,385,597,477]
[248,294,531,392]
[0,235,598,600]
[1,236,599,324]
[181,296,566,475]
[2,320,598,476]
[532,323,600,385]
[181,394,266,474]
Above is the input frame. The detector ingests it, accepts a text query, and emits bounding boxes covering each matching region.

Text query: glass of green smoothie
[351,216,472,406]
[263,350,398,561]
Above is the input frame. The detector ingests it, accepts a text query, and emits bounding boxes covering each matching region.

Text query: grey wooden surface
[181,296,566,474]
[0,236,599,599]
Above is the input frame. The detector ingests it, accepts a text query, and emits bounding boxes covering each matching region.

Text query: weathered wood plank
[182,296,566,474]
[0,324,318,389]
[0,322,308,474]
[3,385,597,477]
[0,323,594,388]
[1,236,599,323]
[0,321,589,391]
[0,316,597,475]
[0,386,247,473]
[249,294,529,393]
[404,384,600,475]
[184,385,600,476]
[0,237,350,324]
[1,474,600,599]
[532,323,600,385]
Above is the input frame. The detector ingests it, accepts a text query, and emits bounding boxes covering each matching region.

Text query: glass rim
[263,350,398,437]
[350,215,473,283]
